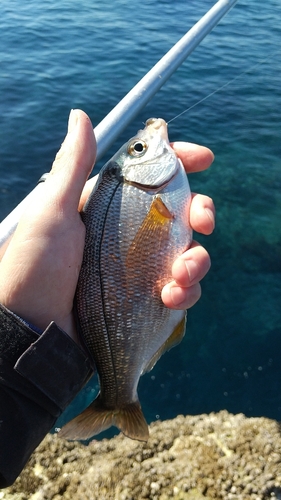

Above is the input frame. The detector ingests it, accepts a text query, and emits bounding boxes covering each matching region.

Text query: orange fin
[151,196,174,222]
[143,313,187,374]
[126,196,173,276]
[127,197,173,256]
[59,395,149,442]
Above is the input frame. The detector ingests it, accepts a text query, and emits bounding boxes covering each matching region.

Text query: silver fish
[60,118,192,442]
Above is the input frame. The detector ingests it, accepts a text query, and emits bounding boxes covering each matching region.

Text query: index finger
[171,142,214,173]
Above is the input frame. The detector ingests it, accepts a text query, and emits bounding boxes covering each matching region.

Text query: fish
[60,117,193,442]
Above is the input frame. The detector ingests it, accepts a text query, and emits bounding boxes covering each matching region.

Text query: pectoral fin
[142,313,187,374]
[126,196,173,269]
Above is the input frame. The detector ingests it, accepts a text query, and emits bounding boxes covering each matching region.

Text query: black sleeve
[0,304,93,488]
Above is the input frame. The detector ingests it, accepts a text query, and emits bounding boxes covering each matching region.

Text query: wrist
[0,293,81,348]
[57,314,81,347]
[0,303,93,414]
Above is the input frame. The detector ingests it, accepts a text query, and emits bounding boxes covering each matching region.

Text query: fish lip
[145,117,169,142]
[125,164,179,193]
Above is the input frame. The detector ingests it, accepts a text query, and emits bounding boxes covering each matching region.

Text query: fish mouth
[145,117,169,142]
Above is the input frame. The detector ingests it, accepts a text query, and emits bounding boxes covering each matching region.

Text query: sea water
[0,0,280,435]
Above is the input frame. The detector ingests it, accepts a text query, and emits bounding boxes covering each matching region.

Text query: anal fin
[142,313,187,374]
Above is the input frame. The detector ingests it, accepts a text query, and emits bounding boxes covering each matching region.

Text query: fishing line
[167,50,280,125]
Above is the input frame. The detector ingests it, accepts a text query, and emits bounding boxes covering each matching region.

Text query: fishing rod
[0,0,238,248]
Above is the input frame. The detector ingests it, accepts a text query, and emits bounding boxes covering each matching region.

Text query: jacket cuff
[0,304,93,417]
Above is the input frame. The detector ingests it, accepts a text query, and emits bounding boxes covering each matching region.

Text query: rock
[2,411,281,499]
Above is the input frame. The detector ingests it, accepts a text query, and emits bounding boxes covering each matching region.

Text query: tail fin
[59,396,149,442]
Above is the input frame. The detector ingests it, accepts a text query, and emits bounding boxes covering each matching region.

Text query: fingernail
[205,207,215,228]
[68,109,79,134]
[170,286,186,307]
[185,259,199,283]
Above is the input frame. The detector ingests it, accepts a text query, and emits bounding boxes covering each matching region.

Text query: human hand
[161,141,215,309]
[0,110,96,344]
[0,110,214,343]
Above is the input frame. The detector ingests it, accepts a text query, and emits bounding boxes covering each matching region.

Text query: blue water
[0,0,280,435]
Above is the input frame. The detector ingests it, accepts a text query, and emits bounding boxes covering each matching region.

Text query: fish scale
[60,118,192,442]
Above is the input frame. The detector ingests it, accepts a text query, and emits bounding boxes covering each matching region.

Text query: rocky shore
[2,411,281,500]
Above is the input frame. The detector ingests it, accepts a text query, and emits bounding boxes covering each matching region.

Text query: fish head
[117,118,179,190]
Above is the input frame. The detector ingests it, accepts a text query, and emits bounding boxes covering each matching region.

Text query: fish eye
[127,139,148,157]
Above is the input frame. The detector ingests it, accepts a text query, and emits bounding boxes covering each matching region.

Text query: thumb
[45,109,97,213]
[4,109,96,246]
